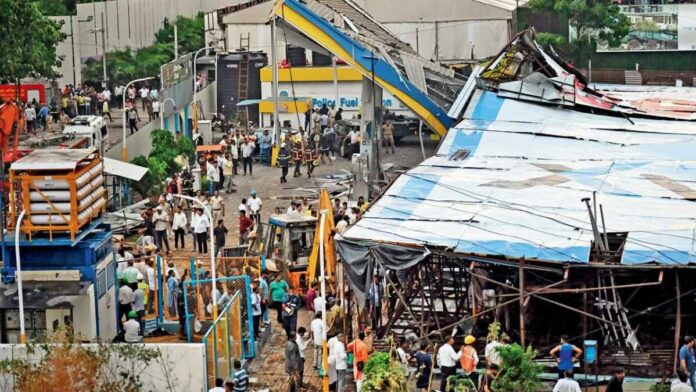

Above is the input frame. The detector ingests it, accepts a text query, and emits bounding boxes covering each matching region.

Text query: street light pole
[88,15,107,85]
[161,98,176,131]
[318,210,329,392]
[14,210,26,344]
[122,76,154,162]
[172,194,218,318]
[100,13,107,84]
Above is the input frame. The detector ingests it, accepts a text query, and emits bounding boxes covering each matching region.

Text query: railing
[155,255,261,323]
[201,290,244,389]
[182,275,255,358]
[580,68,696,87]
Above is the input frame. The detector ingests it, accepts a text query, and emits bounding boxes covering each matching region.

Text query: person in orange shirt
[347,331,369,392]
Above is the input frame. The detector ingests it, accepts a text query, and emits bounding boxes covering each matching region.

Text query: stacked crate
[8,149,107,241]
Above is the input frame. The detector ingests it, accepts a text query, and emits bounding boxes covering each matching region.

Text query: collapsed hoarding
[338,29,696,376]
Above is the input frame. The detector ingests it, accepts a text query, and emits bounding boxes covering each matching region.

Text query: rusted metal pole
[673,271,681,374]
[519,258,526,348]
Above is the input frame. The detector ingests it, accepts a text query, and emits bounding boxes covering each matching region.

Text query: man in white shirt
[313,294,325,316]
[396,338,411,374]
[116,248,134,276]
[114,85,124,108]
[247,191,262,225]
[348,128,360,156]
[332,333,348,391]
[171,206,188,250]
[24,106,37,134]
[553,371,582,392]
[193,208,210,254]
[138,86,149,111]
[123,310,143,343]
[310,312,326,369]
[101,88,111,103]
[152,206,170,253]
[207,160,220,195]
[319,112,329,132]
[296,326,311,387]
[437,336,462,392]
[241,139,255,175]
[118,283,133,330]
[485,337,504,366]
[208,378,225,392]
[152,99,160,118]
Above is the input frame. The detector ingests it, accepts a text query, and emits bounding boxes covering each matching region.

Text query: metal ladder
[237,34,251,125]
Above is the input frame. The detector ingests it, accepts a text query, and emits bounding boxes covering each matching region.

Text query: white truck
[62,115,109,154]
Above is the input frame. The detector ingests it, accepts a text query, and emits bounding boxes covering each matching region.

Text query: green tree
[37,0,70,16]
[493,343,543,392]
[528,0,630,62]
[0,0,66,93]
[130,155,167,200]
[129,129,194,199]
[82,14,204,84]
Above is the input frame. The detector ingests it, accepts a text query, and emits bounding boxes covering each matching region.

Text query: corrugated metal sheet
[103,157,148,181]
[10,149,97,171]
[401,56,428,94]
[342,89,696,266]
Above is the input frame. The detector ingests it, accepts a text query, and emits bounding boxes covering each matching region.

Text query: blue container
[584,340,597,364]
[1,224,113,283]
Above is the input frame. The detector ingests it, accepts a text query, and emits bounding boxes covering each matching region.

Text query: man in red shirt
[239,210,255,245]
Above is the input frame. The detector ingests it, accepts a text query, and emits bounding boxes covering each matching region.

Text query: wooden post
[674,271,681,374]
[519,258,526,348]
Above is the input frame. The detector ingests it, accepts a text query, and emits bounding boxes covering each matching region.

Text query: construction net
[183,276,255,358]
[203,290,244,389]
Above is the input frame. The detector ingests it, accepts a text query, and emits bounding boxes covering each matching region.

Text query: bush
[362,352,408,392]
[0,332,176,391]
[447,375,477,392]
[493,343,543,392]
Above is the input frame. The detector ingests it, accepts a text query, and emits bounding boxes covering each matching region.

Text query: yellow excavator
[259,189,337,293]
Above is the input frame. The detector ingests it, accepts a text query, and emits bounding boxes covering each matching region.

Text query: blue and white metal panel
[342,90,696,265]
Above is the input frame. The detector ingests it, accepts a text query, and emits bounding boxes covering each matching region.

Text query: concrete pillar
[352,76,383,200]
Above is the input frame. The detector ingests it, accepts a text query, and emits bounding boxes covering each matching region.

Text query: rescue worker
[304,143,317,178]
[292,141,303,178]
[278,143,291,183]
[460,335,480,386]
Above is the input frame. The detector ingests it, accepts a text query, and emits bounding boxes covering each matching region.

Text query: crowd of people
[13,82,160,137]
